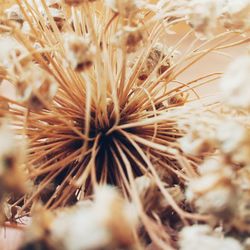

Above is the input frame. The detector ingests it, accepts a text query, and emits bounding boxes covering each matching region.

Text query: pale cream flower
[179,119,216,156]
[4,4,24,24]
[0,37,25,67]
[112,25,144,53]
[47,8,66,30]
[105,0,141,17]
[64,33,95,71]
[52,187,138,249]
[15,65,58,111]
[179,225,243,250]
[237,167,250,191]
[186,158,237,219]
[216,120,250,165]
[186,0,223,39]
[47,0,61,8]
[21,185,139,250]
[21,21,31,35]
[234,192,250,232]
[244,237,250,249]
[186,0,250,38]
[220,56,250,110]
[220,0,250,30]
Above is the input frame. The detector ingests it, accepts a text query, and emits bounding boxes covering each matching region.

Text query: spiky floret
[0,0,249,248]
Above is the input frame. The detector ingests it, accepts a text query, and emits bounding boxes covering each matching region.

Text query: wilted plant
[0,0,249,249]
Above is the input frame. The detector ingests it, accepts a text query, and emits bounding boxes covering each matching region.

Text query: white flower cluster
[186,0,250,38]
[21,186,139,250]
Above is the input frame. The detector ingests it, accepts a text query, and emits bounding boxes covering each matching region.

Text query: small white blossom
[220,56,250,110]
[179,225,243,250]
[186,158,237,219]
[216,120,250,165]
[4,4,24,24]
[220,0,250,30]
[105,0,141,17]
[186,0,224,39]
[64,34,95,71]
[22,186,139,250]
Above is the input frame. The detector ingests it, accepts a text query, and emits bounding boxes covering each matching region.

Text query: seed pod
[136,43,174,82]
[220,0,250,31]
[167,92,187,106]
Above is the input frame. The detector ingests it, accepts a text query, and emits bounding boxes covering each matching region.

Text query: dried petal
[64,34,95,71]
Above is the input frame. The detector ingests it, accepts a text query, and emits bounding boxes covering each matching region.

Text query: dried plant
[0,0,249,249]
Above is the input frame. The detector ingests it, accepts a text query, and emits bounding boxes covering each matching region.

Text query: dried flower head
[220,0,250,31]
[186,0,250,38]
[47,0,61,8]
[186,0,222,39]
[135,43,175,82]
[0,0,249,248]
[47,8,66,31]
[112,25,145,53]
[15,64,58,111]
[4,4,24,25]
[64,34,95,71]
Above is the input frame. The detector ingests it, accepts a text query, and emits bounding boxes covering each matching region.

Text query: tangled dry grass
[0,0,250,249]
